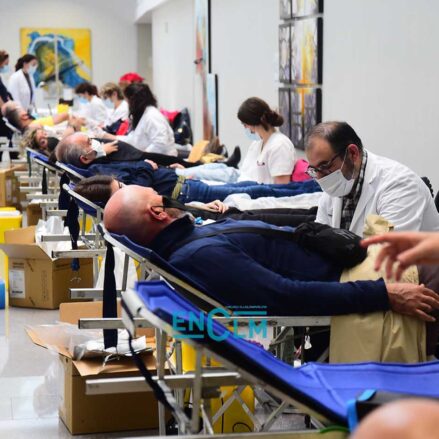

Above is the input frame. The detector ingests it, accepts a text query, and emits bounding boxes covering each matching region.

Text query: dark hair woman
[74,81,107,125]
[102,83,177,156]
[237,97,296,184]
[8,53,38,110]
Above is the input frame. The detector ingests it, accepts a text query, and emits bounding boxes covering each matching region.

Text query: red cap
[119,72,144,83]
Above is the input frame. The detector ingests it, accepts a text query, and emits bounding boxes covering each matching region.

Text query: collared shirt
[148,216,389,316]
[340,150,368,230]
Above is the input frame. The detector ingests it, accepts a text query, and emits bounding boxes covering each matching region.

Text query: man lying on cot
[55,133,320,204]
[103,185,439,323]
[73,175,317,227]
[27,130,241,171]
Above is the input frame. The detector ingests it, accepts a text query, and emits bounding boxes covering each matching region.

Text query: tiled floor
[0,306,158,438]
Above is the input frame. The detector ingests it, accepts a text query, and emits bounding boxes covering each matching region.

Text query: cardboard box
[26,202,42,226]
[0,165,23,208]
[0,226,93,309]
[27,301,163,435]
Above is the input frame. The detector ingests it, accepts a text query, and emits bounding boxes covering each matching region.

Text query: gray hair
[3,105,23,132]
[55,136,88,168]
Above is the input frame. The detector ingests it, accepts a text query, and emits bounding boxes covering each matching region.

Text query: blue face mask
[244,127,260,141]
[104,98,114,110]
[0,65,10,74]
[28,65,37,75]
[77,96,89,105]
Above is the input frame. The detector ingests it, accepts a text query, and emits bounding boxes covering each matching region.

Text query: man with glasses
[305,121,439,236]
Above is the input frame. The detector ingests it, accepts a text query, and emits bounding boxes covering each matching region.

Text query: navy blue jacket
[88,161,178,196]
[149,216,390,316]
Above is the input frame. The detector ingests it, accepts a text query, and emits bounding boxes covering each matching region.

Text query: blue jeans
[178,179,321,203]
[175,163,240,183]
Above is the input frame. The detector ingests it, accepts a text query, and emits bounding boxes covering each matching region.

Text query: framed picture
[292,0,323,17]
[195,0,211,74]
[280,0,292,19]
[206,73,218,137]
[291,17,323,85]
[290,87,322,150]
[279,25,291,83]
[279,88,291,138]
[20,27,91,88]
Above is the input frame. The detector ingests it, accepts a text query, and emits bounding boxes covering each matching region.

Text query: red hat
[119,72,144,83]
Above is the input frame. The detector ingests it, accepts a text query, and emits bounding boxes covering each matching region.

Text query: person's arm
[51,113,69,125]
[362,232,439,279]
[376,176,428,231]
[273,175,291,184]
[171,243,439,320]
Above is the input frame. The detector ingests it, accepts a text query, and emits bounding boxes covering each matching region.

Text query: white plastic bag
[35,216,72,256]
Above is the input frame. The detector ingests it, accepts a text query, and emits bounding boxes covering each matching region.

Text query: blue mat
[134,280,439,425]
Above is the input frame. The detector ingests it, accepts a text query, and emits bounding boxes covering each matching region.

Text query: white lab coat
[118,105,177,156]
[104,100,128,127]
[7,69,35,110]
[78,95,108,125]
[316,150,439,236]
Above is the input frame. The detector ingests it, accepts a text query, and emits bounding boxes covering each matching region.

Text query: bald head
[353,399,439,439]
[2,101,28,132]
[104,185,174,246]
[55,132,91,167]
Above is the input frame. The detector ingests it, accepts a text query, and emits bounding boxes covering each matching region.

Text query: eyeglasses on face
[306,149,347,178]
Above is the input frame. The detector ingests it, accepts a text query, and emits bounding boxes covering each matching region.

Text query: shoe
[224,146,241,168]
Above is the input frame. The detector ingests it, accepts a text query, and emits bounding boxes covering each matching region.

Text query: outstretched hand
[362,232,439,280]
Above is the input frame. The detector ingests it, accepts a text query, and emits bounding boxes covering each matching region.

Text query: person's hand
[103,140,118,155]
[144,159,158,170]
[362,232,439,280]
[169,163,185,169]
[203,200,228,213]
[69,116,86,130]
[385,282,439,322]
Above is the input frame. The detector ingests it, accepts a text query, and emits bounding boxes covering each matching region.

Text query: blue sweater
[149,216,389,315]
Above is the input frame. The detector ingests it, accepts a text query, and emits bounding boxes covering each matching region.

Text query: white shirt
[104,100,128,127]
[78,95,108,125]
[118,106,177,156]
[316,150,439,236]
[238,131,296,184]
[8,69,35,110]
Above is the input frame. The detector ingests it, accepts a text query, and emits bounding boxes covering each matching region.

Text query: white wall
[152,0,195,113]
[0,0,138,88]
[324,0,439,190]
[151,0,279,152]
[211,0,279,153]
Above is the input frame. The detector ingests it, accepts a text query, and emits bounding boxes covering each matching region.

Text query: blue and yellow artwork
[20,28,92,88]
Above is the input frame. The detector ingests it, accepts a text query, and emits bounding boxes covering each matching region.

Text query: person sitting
[103,83,178,156]
[74,81,108,125]
[74,175,317,227]
[237,97,296,184]
[99,82,129,134]
[103,184,439,320]
[1,100,83,134]
[305,121,439,236]
[55,133,321,204]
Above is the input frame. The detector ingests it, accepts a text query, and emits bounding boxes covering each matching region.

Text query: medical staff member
[0,50,12,106]
[100,82,128,133]
[8,54,38,110]
[105,83,177,156]
[237,97,296,184]
[74,82,108,125]
[305,121,439,236]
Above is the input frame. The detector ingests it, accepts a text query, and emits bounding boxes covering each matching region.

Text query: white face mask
[104,98,114,110]
[244,127,260,141]
[28,64,37,75]
[316,151,356,197]
[90,139,106,158]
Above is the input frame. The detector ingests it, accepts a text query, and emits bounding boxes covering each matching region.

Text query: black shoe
[225,146,241,168]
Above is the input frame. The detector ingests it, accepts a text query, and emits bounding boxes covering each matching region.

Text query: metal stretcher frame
[116,286,342,437]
